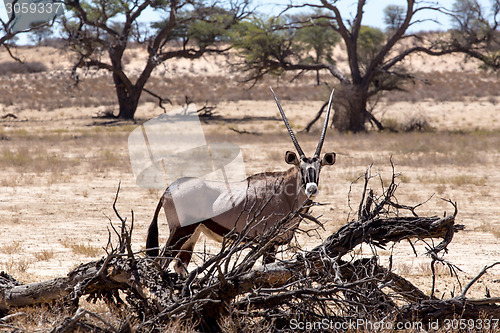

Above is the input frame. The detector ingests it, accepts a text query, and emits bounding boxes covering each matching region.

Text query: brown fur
[146,167,309,274]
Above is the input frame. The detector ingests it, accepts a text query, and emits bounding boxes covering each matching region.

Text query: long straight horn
[314,88,335,158]
[270,87,305,158]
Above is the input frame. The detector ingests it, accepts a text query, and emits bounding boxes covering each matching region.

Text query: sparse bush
[384,71,500,103]
[266,150,282,162]
[16,258,32,273]
[0,67,497,117]
[402,115,434,132]
[436,184,447,195]
[3,258,33,274]
[418,174,487,187]
[381,117,400,132]
[0,241,23,254]
[397,262,413,275]
[0,149,31,168]
[398,174,411,183]
[95,107,117,118]
[418,262,448,276]
[72,244,101,257]
[382,115,434,132]
[60,238,101,257]
[476,222,500,238]
[0,148,79,174]
[34,249,55,261]
[0,61,48,75]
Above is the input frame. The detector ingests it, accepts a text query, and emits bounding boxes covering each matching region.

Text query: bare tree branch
[1,164,498,332]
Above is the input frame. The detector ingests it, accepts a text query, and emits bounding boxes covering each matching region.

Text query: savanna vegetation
[0,0,500,332]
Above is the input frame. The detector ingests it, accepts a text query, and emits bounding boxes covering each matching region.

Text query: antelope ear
[321,152,336,166]
[285,151,299,165]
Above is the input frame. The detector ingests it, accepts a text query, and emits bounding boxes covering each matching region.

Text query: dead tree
[0,166,499,332]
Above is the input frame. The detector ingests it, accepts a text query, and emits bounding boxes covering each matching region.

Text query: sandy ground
[0,43,484,78]
[0,96,499,303]
[0,45,499,303]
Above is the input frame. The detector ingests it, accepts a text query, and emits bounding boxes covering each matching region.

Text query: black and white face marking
[273,87,336,197]
[301,157,320,196]
[285,151,336,197]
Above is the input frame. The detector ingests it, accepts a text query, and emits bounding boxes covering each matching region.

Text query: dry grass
[266,149,283,162]
[0,61,47,75]
[383,71,500,104]
[0,241,23,254]
[60,238,102,257]
[2,258,33,275]
[395,261,450,277]
[347,130,500,168]
[476,222,500,238]
[417,174,487,187]
[0,71,327,112]
[0,46,499,332]
[71,243,101,257]
[397,262,413,276]
[3,300,198,333]
[34,249,56,261]
[1,58,498,113]
[2,301,125,332]
[382,114,434,133]
[0,148,79,173]
[0,127,131,185]
[95,149,122,170]
[417,262,450,276]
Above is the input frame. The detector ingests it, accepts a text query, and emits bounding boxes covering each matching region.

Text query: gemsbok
[146,88,336,275]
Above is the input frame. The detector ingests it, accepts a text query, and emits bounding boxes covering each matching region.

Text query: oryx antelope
[146,88,336,275]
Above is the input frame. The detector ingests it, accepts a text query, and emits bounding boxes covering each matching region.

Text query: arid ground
[0,46,499,317]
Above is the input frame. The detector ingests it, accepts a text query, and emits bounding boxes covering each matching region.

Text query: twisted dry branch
[0,166,498,332]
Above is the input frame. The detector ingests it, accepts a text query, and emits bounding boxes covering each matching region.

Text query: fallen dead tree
[1,165,499,332]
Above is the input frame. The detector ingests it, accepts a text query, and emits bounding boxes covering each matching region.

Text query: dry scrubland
[0,45,499,329]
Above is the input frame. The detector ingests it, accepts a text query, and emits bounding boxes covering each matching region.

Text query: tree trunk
[332,84,368,132]
[0,259,128,313]
[117,89,141,120]
[111,64,142,120]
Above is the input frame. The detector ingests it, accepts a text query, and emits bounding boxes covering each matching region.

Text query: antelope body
[146,88,336,274]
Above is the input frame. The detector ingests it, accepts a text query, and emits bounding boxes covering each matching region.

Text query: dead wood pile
[1,165,499,332]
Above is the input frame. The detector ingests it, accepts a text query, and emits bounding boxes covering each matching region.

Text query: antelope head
[271,88,336,197]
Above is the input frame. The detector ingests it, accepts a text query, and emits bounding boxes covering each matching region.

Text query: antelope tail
[146,196,164,257]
